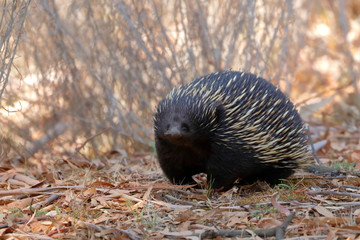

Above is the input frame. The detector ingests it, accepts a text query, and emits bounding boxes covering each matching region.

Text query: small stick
[75,128,110,152]
[306,125,322,165]
[200,212,296,239]
[0,186,86,197]
[78,221,141,240]
[307,190,360,198]
[164,194,207,207]
[32,194,60,210]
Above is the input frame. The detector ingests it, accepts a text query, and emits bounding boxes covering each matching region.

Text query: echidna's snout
[164,125,181,138]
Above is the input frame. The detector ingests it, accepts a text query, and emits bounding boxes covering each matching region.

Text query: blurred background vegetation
[0,0,359,164]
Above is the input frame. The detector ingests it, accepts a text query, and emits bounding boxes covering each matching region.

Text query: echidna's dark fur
[154,71,310,190]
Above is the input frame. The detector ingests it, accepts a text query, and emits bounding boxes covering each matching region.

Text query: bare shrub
[0,0,31,99]
[1,0,359,160]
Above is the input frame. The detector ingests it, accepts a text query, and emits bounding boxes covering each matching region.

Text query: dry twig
[199,212,296,239]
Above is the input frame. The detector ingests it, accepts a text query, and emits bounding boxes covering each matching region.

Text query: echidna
[154,71,310,190]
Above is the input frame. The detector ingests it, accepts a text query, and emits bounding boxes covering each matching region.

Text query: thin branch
[199,212,296,239]
[307,190,360,198]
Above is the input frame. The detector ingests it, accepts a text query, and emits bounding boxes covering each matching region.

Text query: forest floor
[1,124,360,240]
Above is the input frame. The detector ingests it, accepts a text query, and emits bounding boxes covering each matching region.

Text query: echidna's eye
[165,124,170,131]
[181,123,190,132]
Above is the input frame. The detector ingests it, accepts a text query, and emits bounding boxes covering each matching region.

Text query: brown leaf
[353,208,360,218]
[161,228,204,237]
[226,216,243,227]
[330,140,347,152]
[258,218,282,228]
[174,209,192,222]
[177,220,191,232]
[6,197,33,210]
[83,187,97,197]
[89,181,115,187]
[14,174,40,186]
[355,160,360,170]
[314,205,334,217]
[29,221,50,233]
[350,151,360,163]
